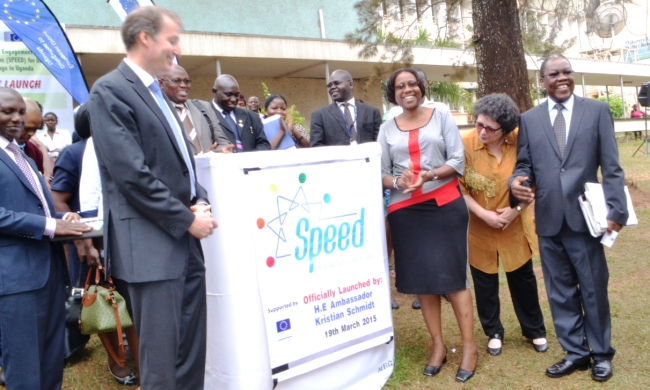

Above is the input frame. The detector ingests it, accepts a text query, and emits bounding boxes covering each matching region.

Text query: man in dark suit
[87,6,218,389]
[16,98,48,174]
[158,64,233,154]
[0,87,91,389]
[310,69,381,147]
[209,74,270,152]
[510,55,627,382]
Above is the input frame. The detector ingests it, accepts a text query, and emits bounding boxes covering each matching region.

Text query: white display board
[196,143,395,390]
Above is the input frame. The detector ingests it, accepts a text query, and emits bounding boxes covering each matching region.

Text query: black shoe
[545,358,590,378]
[591,359,613,382]
[391,300,399,310]
[423,347,447,377]
[108,365,138,386]
[486,333,503,356]
[455,349,478,383]
[412,298,420,309]
[528,338,548,353]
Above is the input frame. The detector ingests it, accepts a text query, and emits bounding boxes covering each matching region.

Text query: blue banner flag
[0,1,89,104]
[108,0,155,21]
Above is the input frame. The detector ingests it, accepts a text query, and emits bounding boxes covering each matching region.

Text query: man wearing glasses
[510,54,627,382]
[159,64,232,155]
[310,69,381,147]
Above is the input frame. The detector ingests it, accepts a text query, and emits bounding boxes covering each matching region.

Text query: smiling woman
[378,68,478,383]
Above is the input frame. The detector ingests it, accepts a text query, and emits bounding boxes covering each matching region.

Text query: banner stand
[197,144,394,389]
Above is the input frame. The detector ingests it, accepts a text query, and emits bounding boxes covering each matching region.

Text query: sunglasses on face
[475,121,502,133]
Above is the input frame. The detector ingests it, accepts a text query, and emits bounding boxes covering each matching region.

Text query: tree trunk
[472,0,533,113]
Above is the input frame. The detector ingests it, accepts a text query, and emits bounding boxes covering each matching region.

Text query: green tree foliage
[598,95,624,119]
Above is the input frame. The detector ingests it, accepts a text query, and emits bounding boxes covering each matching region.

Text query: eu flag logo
[119,0,140,13]
[276,319,291,333]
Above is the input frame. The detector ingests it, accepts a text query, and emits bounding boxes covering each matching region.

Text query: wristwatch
[430,171,439,181]
[516,205,522,214]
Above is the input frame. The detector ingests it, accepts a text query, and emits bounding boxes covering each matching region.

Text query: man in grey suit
[158,64,233,154]
[510,55,627,382]
[87,7,218,389]
[0,88,91,389]
[310,69,381,147]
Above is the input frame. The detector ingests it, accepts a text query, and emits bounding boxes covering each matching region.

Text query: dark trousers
[539,221,614,362]
[122,239,207,390]
[470,259,546,340]
[0,250,66,390]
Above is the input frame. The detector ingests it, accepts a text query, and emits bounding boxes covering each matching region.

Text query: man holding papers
[509,55,628,382]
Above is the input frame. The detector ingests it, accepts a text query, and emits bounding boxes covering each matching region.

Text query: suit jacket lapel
[211,103,237,139]
[327,103,348,136]
[564,96,584,161]
[537,100,562,160]
[118,62,187,162]
[0,149,55,214]
[0,149,39,199]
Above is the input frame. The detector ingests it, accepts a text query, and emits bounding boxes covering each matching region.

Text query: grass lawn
[62,141,650,389]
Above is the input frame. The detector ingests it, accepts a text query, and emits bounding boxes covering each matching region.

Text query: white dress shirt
[212,101,237,124]
[36,129,72,157]
[79,137,102,216]
[0,135,56,236]
[547,94,574,142]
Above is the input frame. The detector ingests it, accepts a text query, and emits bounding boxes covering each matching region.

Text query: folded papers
[578,182,637,238]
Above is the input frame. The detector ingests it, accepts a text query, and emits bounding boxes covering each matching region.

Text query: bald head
[212,74,240,113]
[327,70,353,102]
[18,97,42,145]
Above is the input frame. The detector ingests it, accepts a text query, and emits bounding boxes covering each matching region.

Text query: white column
[325,62,331,105]
[621,75,627,118]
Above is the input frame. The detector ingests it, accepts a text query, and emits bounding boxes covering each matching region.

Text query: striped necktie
[553,103,566,157]
[7,143,53,239]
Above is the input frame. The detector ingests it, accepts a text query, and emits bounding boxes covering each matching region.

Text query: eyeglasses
[159,78,192,86]
[326,80,350,88]
[395,80,420,91]
[541,70,574,79]
[475,121,502,133]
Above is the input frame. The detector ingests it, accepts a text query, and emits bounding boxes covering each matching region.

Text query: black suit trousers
[539,220,614,362]
[123,237,207,390]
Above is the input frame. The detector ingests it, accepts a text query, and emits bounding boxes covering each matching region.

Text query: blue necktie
[222,110,244,151]
[148,81,196,197]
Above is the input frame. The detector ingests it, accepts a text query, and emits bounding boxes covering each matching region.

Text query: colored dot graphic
[256,218,265,229]
[270,184,278,194]
[299,173,306,183]
[323,193,331,203]
[266,257,275,268]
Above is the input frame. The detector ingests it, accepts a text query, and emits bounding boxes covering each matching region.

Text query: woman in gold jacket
[460,93,547,357]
